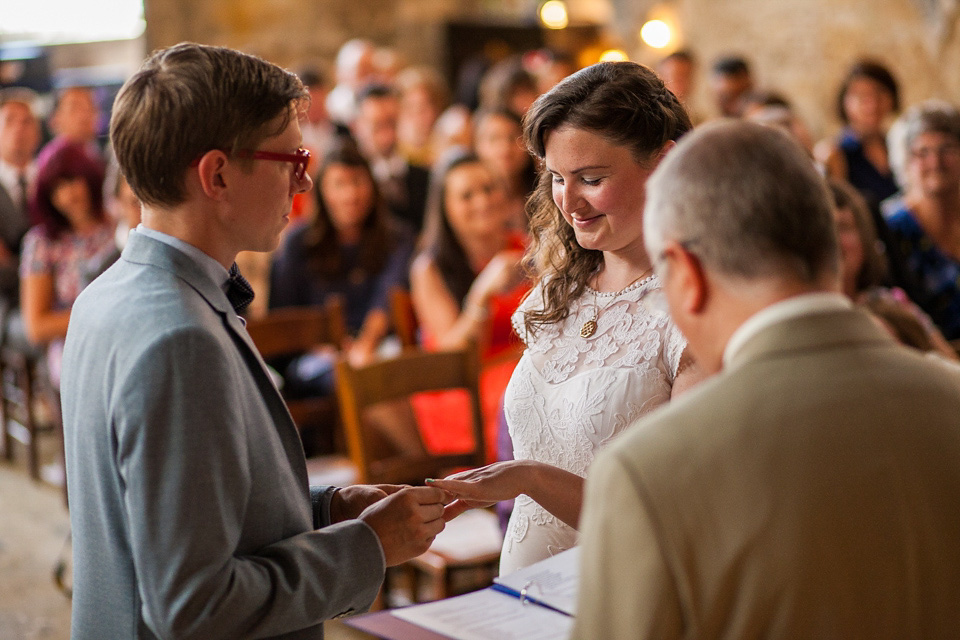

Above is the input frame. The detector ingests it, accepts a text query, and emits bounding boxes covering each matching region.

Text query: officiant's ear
[193,150,229,199]
[662,240,708,315]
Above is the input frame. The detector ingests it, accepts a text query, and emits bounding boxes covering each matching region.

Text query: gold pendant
[580,319,597,338]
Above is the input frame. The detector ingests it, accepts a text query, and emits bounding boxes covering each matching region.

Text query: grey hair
[889,99,960,191]
[644,120,839,283]
[901,99,960,150]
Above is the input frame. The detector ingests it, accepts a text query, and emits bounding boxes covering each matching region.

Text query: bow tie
[225,263,255,315]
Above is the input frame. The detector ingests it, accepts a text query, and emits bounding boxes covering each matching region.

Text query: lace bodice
[500,274,686,574]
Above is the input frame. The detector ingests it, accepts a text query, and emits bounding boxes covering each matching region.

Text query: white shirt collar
[722,292,852,368]
[0,158,36,197]
[370,154,407,182]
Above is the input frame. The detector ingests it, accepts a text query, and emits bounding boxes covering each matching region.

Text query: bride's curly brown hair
[520,61,692,336]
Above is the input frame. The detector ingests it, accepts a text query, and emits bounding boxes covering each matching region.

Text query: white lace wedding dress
[499,274,687,574]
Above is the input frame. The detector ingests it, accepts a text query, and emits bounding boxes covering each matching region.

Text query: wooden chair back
[388,287,418,350]
[334,345,485,485]
[245,298,346,358]
[245,300,347,456]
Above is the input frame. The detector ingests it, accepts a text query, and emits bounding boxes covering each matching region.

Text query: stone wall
[612,0,960,139]
[143,0,481,78]
[140,0,960,138]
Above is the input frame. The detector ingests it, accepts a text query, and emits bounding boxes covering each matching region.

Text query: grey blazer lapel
[121,232,296,422]
[122,232,263,352]
[122,231,234,315]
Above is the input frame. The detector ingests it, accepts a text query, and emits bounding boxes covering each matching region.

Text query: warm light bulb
[641,20,672,49]
[598,49,629,62]
[540,1,569,30]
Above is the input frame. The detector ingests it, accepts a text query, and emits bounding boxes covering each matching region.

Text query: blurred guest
[884,100,960,340]
[20,139,113,387]
[709,55,753,118]
[396,65,450,168]
[270,141,414,394]
[105,162,142,246]
[410,150,528,461]
[454,41,510,111]
[80,155,143,287]
[295,66,337,174]
[862,295,938,354]
[658,49,701,123]
[478,57,539,118]
[815,60,917,300]
[430,104,473,161]
[529,48,577,95]
[829,178,956,358]
[352,84,430,233]
[326,38,377,127]
[743,90,814,154]
[815,59,900,210]
[0,90,40,300]
[46,86,103,160]
[410,150,526,353]
[372,46,405,86]
[473,107,536,231]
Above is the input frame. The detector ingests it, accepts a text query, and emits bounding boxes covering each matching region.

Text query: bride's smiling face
[544,125,657,262]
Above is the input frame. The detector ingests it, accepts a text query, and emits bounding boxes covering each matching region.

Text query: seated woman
[882,101,960,341]
[396,65,449,168]
[409,150,529,461]
[269,140,415,396]
[830,178,956,358]
[815,59,901,210]
[20,139,115,387]
[473,108,537,232]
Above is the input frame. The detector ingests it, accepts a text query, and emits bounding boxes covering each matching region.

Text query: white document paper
[390,547,580,640]
[493,546,580,616]
[391,588,573,640]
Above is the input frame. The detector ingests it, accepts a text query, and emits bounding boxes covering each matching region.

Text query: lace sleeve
[662,318,688,383]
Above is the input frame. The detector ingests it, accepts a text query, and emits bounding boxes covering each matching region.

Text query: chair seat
[419,508,503,565]
[305,454,359,487]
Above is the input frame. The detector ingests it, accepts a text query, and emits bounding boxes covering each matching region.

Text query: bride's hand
[427,460,530,510]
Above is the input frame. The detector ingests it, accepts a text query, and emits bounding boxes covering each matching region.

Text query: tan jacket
[573,308,960,639]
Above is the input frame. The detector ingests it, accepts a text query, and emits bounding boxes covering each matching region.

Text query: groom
[61,43,450,640]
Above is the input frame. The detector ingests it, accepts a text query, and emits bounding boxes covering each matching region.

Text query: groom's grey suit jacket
[62,231,383,640]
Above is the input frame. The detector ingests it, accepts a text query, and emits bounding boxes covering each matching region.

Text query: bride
[433,61,702,574]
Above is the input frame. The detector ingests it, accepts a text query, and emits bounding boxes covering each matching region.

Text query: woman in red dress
[409,150,528,461]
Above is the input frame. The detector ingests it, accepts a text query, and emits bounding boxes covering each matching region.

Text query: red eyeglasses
[191,147,311,180]
[233,147,311,180]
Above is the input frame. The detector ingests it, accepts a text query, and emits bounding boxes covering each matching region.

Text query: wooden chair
[0,346,44,479]
[389,285,525,366]
[334,345,502,603]
[334,345,485,485]
[0,307,55,484]
[245,300,352,472]
[388,287,418,351]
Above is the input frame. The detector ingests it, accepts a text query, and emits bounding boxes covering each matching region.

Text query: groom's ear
[194,150,230,200]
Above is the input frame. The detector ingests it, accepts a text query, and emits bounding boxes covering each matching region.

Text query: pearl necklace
[580,269,654,338]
